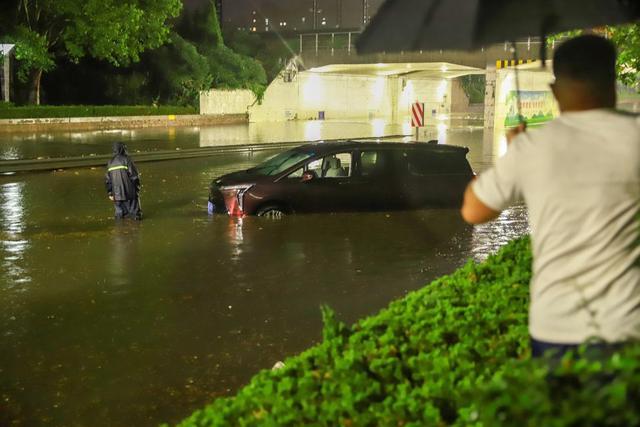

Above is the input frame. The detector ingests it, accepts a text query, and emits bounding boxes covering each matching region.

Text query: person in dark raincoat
[105,142,142,220]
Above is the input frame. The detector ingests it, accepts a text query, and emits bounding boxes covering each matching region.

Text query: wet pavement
[0,121,527,426]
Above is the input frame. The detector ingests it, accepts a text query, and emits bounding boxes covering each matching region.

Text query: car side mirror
[301,171,316,182]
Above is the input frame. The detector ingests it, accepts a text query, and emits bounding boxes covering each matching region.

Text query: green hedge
[0,104,197,119]
[176,238,531,426]
[175,237,640,426]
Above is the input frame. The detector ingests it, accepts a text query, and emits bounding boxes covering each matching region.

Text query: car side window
[359,150,391,177]
[320,152,351,178]
[306,158,323,177]
[286,167,303,179]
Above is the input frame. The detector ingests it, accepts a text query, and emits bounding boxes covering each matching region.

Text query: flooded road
[0,121,527,426]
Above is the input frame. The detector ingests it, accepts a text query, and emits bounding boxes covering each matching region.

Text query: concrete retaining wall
[0,114,247,133]
[200,89,256,115]
[494,67,558,129]
[249,71,453,125]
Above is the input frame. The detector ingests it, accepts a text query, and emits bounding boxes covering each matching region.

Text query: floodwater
[0,121,527,426]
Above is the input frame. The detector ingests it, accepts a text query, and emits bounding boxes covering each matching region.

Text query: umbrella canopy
[357,0,640,54]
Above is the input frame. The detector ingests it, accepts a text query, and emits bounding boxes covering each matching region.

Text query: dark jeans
[531,337,625,359]
[114,198,142,220]
[531,337,627,389]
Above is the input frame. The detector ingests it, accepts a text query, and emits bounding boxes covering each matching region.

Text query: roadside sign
[411,102,424,128]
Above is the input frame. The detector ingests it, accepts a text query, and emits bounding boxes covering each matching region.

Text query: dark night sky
[184,0,385,30]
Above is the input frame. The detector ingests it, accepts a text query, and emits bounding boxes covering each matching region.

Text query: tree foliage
[146,33,214,106]
[179,1,267,101]
[459,75,486,104]
[2,0,269,107]
[224,29,297,82]
[608,23,640,90]
[2,0,182,103]
[550,23,640,91]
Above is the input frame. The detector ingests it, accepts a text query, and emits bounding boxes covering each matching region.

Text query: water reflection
[0,120,511,168]
[1,182,30,287]
[108,223,142,289]
[0,125,531,426]
[471,205,530,262]
[2,182,25,233]
[227,216,245,261]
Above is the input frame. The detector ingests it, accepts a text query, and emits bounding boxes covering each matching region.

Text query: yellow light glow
[370,77,386,106]
[302,74,324,107]
[437,123,448,144]
[400,80,415,109]
[371,119,386,137]
[437,79,448,101]
[402,121,413,136]
[304,120,322,141]
[499,72,516,103]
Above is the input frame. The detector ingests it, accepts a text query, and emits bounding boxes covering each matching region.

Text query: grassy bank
[173,237,640,426]
[0,104,197,119]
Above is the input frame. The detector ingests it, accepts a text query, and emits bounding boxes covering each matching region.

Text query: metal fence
[299,32,360,56]
[298,31,545,57]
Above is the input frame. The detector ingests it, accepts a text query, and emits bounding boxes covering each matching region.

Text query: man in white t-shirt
[461,35,640,358]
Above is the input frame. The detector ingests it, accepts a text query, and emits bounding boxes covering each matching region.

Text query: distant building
[222,0,384,33]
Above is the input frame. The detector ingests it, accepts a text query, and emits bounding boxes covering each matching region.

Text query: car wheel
[257,205,286,218]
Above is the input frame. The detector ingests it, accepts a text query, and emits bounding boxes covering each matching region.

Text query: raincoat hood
[112,142,128,156]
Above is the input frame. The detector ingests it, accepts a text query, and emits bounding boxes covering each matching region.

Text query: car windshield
[250,150,315,176]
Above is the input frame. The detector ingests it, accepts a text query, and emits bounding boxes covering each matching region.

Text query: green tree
[608,23,640,90]
[179,1,267,100]
[224,29,297,82]
[460,75,486,104]
[549,24,640,91]
[145,33,214,106]
[2,0,182,104]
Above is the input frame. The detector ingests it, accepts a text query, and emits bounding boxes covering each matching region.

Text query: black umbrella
[357,0,640,54]
[357,0,638,124]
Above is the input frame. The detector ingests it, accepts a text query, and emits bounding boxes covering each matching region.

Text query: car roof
[292,140,469,155]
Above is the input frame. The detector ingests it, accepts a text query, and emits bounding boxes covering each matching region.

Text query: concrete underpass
[202,32,562,131]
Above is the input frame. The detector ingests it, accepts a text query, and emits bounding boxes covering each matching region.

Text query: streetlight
[362,0,370,27]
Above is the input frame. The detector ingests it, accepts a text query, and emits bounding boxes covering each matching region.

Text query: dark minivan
[208,140,474,217]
